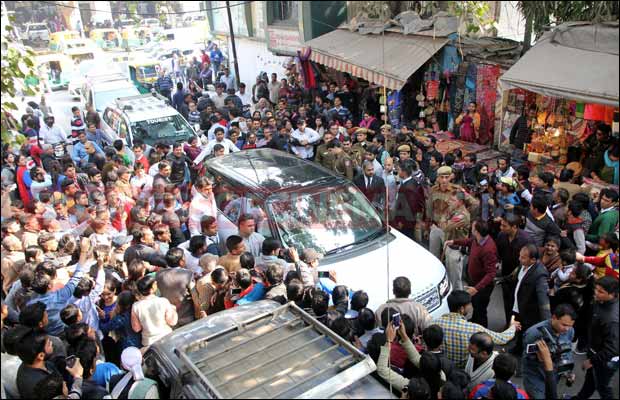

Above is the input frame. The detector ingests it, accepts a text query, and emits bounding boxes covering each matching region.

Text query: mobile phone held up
[526,343,539,354]
[318,271,330,279]
[66,355,77,368]
[231,288,242,296]
[392,313,401,329]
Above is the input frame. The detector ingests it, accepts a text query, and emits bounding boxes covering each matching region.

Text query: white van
[204,149,452,316]
[80,77,140,114]
[100,93,196,148]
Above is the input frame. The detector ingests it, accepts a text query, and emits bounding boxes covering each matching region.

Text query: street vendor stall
[496,22,619,184]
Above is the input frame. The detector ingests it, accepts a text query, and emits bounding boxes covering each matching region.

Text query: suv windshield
[131,114,194,146]
[268,184,384,255]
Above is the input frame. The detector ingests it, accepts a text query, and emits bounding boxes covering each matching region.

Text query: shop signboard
[267,26,301,55]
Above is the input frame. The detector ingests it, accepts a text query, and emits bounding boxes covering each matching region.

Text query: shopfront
[497,22,619,186]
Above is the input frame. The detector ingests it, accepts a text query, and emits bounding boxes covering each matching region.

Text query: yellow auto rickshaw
[62,38,97,64]
[90,28,121,50]
[121,26,152,49]
[34,53,76,91]
[49,30,80,52]
[128,59,159,93]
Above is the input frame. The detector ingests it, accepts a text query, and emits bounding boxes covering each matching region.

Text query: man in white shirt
[39,114,68,145]
[238,213,265,258]
[194,127,240,164]
[291,119,320,160]
[211,83,227,109]
[221,67,236,91]
[236,83,253,113]
[188,177,218,236]
[267,73,281,105]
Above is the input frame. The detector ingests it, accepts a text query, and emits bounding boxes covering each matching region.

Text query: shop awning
[305,29,448,91]
[500,22,619,107]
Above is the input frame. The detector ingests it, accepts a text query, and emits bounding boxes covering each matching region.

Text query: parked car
[80,77,140,115]
[140,18,162,34]
[203,149,452,315]
[23,23,50,45]
[100,93,195,147]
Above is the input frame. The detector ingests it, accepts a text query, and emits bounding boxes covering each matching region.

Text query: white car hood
[319,228,447,312]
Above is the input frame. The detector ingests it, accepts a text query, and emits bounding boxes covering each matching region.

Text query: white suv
[204,149,452,316]
[24,23,50,44]
[100,93,196,148]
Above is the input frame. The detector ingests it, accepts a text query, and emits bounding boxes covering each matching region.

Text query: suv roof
[206,149,346,196]
[91,78,134,90]
[114,94,179,121]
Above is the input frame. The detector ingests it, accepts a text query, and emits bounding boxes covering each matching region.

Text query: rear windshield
[130,114,194,146]
[29,24,47,31]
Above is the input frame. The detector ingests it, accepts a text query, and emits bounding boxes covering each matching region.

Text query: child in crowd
[577,233,619,279]
[550,250,579,294]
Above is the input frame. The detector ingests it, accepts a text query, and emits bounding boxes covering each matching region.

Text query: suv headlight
[438,272,450,297]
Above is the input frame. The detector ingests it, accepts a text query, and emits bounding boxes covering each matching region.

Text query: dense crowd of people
[1,63,619,400]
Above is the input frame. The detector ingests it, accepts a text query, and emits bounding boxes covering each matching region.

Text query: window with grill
[272,1,298,23]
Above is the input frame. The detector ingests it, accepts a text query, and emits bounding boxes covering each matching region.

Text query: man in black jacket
[354,160,385,210]
[523,194,562,249]
[496,215,534,327]
[509,104,537,159]
[510,244,551,356]
[391,159,425,241]
[124,226,168,268]
[575,276,619,400]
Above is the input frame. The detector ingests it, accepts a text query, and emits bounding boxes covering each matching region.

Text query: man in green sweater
[587,188,619,243]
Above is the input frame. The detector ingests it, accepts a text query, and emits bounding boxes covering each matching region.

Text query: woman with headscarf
[108,347,159,399]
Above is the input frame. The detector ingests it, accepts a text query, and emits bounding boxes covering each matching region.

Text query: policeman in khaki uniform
[315,130,336,170]
[379,124,396,154]
[429,166,479,259]
[348,128,368,164]
[327,140,354,180]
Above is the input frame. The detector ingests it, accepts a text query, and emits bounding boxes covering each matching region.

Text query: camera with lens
[538,326,574,380]
[278,247,295,263]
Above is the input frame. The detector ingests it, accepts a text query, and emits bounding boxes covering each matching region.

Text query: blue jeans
[480,192,490,221]
[523,360,548,399]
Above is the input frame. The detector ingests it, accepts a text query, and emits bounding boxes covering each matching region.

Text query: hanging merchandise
[575,102,585,118]
[463,63,477,108]
[475,64,500,145]
[416,83,425,107]
[388,90,403,129]
[426,80,440,100]
[584,104,615,124]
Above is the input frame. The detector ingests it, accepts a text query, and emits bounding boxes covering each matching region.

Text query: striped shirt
[434,312,516,369]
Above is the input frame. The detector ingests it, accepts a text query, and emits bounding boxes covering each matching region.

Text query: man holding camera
[574,276,619,400]
[522,303,576,399]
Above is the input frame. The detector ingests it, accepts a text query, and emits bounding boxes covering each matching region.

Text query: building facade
[204,1,347,90]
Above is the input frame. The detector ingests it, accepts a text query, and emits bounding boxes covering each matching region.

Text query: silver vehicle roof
[114,94,181,121]
[146,300,394,399]
[90,79,135,91]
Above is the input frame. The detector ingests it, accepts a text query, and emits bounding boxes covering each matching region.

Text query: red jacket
[224,284,254,309]
[453,236,498,291]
